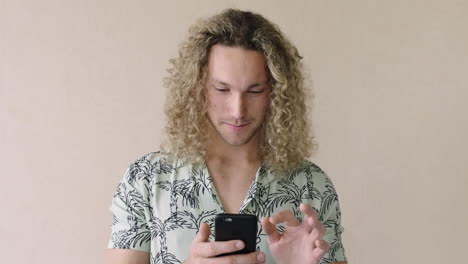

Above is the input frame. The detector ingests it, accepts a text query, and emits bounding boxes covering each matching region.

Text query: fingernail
[257,252,265,262]
[236,241,244,249]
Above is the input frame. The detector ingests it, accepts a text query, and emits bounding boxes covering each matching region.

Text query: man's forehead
[205,45,269,86]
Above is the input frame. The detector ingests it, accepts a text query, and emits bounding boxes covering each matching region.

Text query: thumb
[194,223,211,243]
[261,217,281,243]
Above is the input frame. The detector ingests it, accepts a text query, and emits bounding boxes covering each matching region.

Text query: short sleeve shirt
[107,152,347,263]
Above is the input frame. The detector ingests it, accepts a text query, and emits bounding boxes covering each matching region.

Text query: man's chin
[219,134,256,146]
[220,138,247,146]
[211,124,261,146]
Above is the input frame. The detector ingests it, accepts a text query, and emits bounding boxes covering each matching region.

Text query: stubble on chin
[218,122,264,146]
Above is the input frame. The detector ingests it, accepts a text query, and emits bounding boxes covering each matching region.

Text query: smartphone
[214,213,258,256]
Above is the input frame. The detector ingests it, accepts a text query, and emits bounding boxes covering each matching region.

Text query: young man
[105,9,347,264]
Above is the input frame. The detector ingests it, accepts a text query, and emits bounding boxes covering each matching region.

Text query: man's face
[205,44,271,147]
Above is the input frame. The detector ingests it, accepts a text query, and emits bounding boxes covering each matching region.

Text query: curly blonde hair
[162,9,316,171]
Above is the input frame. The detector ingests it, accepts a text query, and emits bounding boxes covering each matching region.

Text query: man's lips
[225,122,249,131]
[226,123,248,127]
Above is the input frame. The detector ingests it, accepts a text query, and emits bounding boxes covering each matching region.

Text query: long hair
[162,9,315,171]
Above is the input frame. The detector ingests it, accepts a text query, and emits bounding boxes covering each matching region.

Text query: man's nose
[230,94,247,120]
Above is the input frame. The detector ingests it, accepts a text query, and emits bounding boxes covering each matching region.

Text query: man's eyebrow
[247,82,268,89]
[210,79,269,89]
[211,79,230,87]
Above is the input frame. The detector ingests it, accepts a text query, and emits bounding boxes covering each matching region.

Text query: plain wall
[1,0,467,263]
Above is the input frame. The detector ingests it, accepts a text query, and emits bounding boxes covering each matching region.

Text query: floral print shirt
[107,152,347,263]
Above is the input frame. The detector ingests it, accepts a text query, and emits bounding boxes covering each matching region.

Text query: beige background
[1,0,467,263]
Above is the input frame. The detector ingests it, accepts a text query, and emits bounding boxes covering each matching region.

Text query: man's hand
[261,203,330,264]
[184,223,266,264]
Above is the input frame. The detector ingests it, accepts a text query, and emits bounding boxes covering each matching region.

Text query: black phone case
[214,213,258,256]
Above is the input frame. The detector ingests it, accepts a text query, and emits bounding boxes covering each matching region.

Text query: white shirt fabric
[107,152,347,263]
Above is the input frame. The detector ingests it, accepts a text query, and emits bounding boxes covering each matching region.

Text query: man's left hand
[261,203,330,264]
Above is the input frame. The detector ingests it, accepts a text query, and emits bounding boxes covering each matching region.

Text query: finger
[300,203,319,223]
[308,224,325,243]
[261,217,281,243]
[192,240,245,258]
[312,240,330,260]
[270,210,300,227]
[301,204,325,235]
[193,223,211,243]
[208,251,266,264]
[307,216,325,238]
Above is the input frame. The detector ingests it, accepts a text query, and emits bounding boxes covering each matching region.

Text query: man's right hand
[184,223,266,264]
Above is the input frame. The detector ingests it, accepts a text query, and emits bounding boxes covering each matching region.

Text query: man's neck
[205,132,262,166]
[206,146,261,167]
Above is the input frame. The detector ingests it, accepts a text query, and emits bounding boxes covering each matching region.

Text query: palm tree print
[110,183,151,249]
[148,212,191,264]
[156,179,193,216]
[109,153,347,263]
[319,178,339,222]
